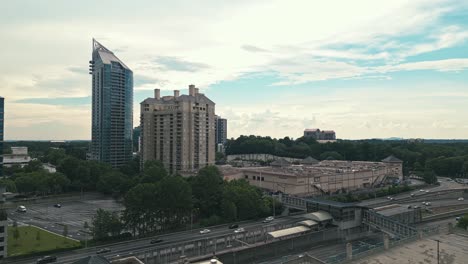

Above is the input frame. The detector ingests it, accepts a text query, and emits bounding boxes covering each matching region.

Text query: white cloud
[1,0,467,139]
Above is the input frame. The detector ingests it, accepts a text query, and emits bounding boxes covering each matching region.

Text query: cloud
[242,45,269,53]
[153,56,210,72]
[1,0,468,139]
[376,58,468,73]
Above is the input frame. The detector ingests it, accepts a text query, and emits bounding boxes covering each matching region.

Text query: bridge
[362,209,418,238]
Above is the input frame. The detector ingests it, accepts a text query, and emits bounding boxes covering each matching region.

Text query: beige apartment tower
[140,85,216,173]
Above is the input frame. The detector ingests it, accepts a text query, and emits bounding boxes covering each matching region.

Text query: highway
[4,215,306,264]
[358,177,467,208]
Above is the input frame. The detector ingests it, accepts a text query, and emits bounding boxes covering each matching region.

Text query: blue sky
[1,0,468,140]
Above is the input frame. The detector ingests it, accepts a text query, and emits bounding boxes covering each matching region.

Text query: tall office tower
[0,97,4,177]
[215,115,227,149]
[140,85,216,173]
[89,39,133,168]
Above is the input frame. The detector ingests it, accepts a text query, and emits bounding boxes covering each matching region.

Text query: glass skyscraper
[0,97,3,176]
[89,39,133,168]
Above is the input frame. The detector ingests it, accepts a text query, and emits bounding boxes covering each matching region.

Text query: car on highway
[419,189,425,192]
[234,228,245,233]
[200,229,211,234]
[458,197,464,201]
[229,224,239,229]
[150,238,163,244]
[17,205,27,213]
[54,203,61,208]
[36,256,57,264]
[263,216,274,223]
[410,193,415,197]
[96,248,111,254]
[425,190,429,193]
[424,202,431,206]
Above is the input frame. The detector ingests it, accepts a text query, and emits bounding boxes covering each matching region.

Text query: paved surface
[7,197,123,241]
[4,215,305,264]
[359,177,467,208]
[350,233,468,264]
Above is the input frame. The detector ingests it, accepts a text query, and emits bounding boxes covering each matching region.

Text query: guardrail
[420,208,468,222]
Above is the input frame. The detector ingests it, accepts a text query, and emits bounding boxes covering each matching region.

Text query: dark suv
[36,256,57,264]
[229,224,239,229]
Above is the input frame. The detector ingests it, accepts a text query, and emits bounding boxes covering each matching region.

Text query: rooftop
[92,39,130,70]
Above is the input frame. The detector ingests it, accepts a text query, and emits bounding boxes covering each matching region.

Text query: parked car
[96,248,111,254]
[234,228,245,233]
[263,216,274,223]
[150,238,163,244]
[229,224,239,229]
[200,229,211,234]
[456,217,461,221]
[458,197,464,201]
[36,256,57,264]
[54,203,61,208]
[17,205,27,213]
[407,205,412,209]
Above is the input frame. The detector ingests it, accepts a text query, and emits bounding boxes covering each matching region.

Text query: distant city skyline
[1,0,468,140]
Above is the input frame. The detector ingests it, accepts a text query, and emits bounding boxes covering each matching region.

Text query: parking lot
[7,196,124,241]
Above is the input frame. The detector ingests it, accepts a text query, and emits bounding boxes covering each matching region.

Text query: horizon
[2,0,468,140]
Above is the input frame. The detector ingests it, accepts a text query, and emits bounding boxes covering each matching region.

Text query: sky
[1,0,468,140]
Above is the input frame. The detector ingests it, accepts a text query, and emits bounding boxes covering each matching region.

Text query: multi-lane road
[358,177,467,208]
[4,215,305,264]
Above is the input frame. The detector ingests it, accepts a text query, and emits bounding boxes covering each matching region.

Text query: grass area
[8,226,81,257]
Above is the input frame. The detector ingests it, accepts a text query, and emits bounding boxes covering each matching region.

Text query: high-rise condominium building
[0,97,4,177]
[140,85,216,173]
[89,39,133,168]
[215,115,227,145]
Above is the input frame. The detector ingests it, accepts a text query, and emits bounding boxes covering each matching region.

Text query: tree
[158,176,193,229]
[422,168,437,184]
[140,160,168,183]
[123,183,160,235]
[191,166,223,218]
[456,214,468,230]
[13,227,20,245]
[63,225,68,241]
[91,209,115,241]
[96,170,128,195]
[84,221,89,229]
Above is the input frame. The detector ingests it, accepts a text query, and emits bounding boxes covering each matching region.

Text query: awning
[304,211,333,222]
[268,226,310,239]
[297,220,318,227]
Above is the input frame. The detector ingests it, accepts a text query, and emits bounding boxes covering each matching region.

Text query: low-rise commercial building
[2,147,31,167]
[220,156,403,196]
[303,128,336,141]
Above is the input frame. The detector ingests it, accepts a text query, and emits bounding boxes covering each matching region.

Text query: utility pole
[436,239,440,264]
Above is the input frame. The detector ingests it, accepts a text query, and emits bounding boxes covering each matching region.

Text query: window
[0,226,4,233]
[261,177,264,181]
[253,176,256,180]
[245,175,248,179]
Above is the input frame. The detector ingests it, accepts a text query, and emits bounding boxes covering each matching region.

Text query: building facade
[220,156,403,196]
[89,39,133,168]
[140,85,216,173]
[215,115,227,145]
[304,128,336,140]
[0,209,7,259]
[2,147,31,167]
[0,97,3,177]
